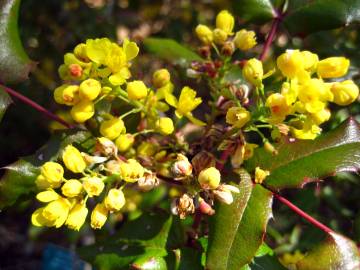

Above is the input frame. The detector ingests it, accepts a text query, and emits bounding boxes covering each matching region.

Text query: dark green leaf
[250,254,287,270]
[0,86,12,121]
[143,38,202,65]
[131,255,167,270]
[232,0,275,24]
[296,232,360,270]
[284,0,360,36]
[207,170,273,270]
[0,0,35,84]
[246,118,360,191]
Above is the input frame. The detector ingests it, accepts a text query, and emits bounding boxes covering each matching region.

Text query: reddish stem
[259,14,282,61]
[1,84,74,129]
[273,193,334,234]
[216,147,232,171]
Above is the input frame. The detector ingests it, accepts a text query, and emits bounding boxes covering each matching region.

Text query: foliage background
[0,0,359,269]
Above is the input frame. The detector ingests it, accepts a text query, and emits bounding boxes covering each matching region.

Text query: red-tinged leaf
[245,118,360,191]
[296,232,360,270]
[0,86,12,121]
[206,170,273,270]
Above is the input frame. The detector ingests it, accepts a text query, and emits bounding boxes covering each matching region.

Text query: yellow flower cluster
[195,10,257,52]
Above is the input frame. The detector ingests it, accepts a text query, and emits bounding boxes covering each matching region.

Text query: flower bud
[152,69,171,88]
[216,10,234,35]
[137,171,159,191]
[277,50,304,79]
[198,167,221,189]
[100,117,125,140]
[242,58,263,87]
[264,141,278,155]
[311,108,331,125]
[62,145,87,173]
[104,188,126,212]
[40,162,64,184]
[198,198,215,216]
[226,106,251,128]
[301,51,318,72]
[330,80,359,106]
[155,117,174,135]
[172,154,193,177]
[105,160,121,175]
[53,84,68,105]
[119,159,144,182]
[62,85,80,105]
[70,100,95,123]
[36,174,61,189]
[61,179,83,197]
[221,41,235,56]
[126,80,148,100]
[115,133,135,152]
[191,151,216,175]
[96,137,118,156]
[233,29,257,51]
[65,203,88,231]
[40,198,71,228]
[173,193,195,219]
[74,43,88,61]
[79,78,101,100]
[317,57,350,78]
[195,24,213,45]
[266,93,290,122]
[254,167,270,184]
[68,64,83,78]
[83,176,105,197]
[91,203,108,229]
[213,28,228,45]
[36,190,60,202]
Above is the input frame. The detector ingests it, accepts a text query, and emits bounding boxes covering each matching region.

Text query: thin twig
[1,83,74,129]
[273,192,334,234]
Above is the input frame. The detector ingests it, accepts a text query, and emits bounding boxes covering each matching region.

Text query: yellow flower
[126,80,148,100]
[330,80,359,106]
[156,117,174,135]
[32,197,71,228]
[36,190,61,202]
[53,84,68,105]
[277,50,304,78]
[290,118,321,140]
[70,100,95,123]
[280,81,298,105]
[62,85,80,106]
[115,134,135,152]
[119,159,144,183]
[61,179,83,197]
[73,43,88,61]
[233,29,257,51]
[195,24,213,45]
[104,188,126,212]
[62,145,87,173]
[91,203,108,229]
[152,69,171,88]
[242,58,263,87]
[279,251,305,268]
[79,79,101,100]
[216,10,234,35]
[65,203,88,231]
[266,93,290,123]
[137,141,157,157]
[317,57,350,78]
[301,51,318,72]
[40,162,64,185]
[254,167,270,184]
[198,167,221,189]
[226,106,251,128]
[100,117,125,140]
[35,174,61,190]
[83,176,105,197]
[167,86,205,126]
[311,108,331,125]
[213,28,228,45]
[156,82,174,100]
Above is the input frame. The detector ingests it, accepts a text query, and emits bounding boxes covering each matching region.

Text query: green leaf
[177,247,203,270]
[232,0,275,24]
[296,232,360,270]
[0,0,34,84]
[245,118,360,191]
[131,254,167,270]
[0,86,12,121]
[250,254,287,270]
[206,170,273,270]
[143,38,202,65]
[0,129,93,208]
[284,0,360,36]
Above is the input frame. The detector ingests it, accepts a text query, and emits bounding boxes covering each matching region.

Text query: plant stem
[273,192,334,234]
[216,147,232,171]
[259,13,282,61]
[1,83,74,129]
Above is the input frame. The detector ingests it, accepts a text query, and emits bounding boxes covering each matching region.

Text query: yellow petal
[36,190,60,202]
[164,93,178,108]
[123,39,139,61]
[109,67,131,86]
[185,112,206,126]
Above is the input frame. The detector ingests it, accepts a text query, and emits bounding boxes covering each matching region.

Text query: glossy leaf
[206,170,273,270]
[232,0,275,24]
[143,38,202,65]
[0,86,12,121]
[131,255,167,270]
[246,118,360,191]
[284,0,360,36]
[0,0,34,84]
[0,130,93,208]
[296,232,360,270]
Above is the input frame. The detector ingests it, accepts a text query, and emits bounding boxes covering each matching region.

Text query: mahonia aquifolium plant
[32,10,359,231]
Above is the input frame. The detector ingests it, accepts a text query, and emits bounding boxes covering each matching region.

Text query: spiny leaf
[232,0,275,24]
[0,0,35,84]
[296,232,360,270]
[0,86,12,121]
[143,38,202,66]
[206,170,273,270]
[245,118,360,191]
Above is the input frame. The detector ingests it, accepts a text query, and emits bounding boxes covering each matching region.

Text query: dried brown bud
[137,171,159,191]
[82,153,108,166]
[172,194,195,219]
[96,137,118,157]
[69,64,83,78]
[213,184,240,205]
[171,154,193,178]
[221,41,235,56]
[198,45,211,58]
[191,151,216,175]
[231,144,245,168]
[105,160,121,175]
